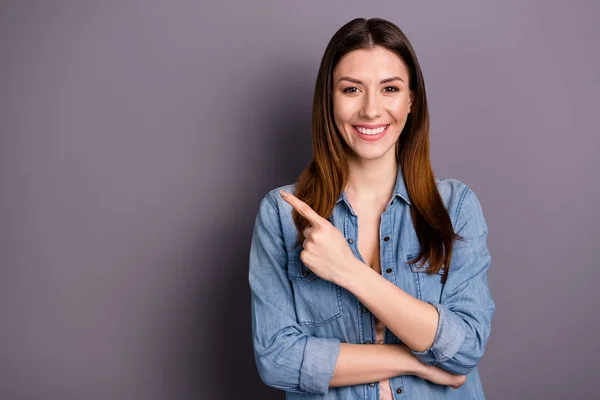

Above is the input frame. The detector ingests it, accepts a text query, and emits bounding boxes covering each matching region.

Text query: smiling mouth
[352,124,390,135]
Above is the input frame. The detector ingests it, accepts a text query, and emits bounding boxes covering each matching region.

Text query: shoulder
[261,182,297,211]
[434,178,470,222]
[254,183,301,255]
[255,182,298,228]
[435,177,488,238]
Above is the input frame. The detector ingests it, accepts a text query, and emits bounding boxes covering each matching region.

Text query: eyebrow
[337,76,405,84]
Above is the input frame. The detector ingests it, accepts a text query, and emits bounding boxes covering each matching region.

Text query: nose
[359,90,381,119]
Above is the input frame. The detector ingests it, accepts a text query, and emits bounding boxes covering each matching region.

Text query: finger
[302,226,314,239]
[302,238,308,248]
[279,190,326,226]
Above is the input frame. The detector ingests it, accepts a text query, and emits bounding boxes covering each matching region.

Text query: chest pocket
[406,252,445,303]
[286,259,344,326]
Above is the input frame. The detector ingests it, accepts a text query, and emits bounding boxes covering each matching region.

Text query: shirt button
[396,387,403,394]
[347,238,354,244]
[361,305,368,313]
[365,340,371,344]
[302,270,309,277]
[369,383,375,387]
[384,236,390,241]
[385,268,392,273]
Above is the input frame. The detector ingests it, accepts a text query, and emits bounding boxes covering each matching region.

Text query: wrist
[411,359,427,377]
[334,257,368,289]
[392,344,424,376]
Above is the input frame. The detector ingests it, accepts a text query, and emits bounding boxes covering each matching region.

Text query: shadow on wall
[185,59,315,399]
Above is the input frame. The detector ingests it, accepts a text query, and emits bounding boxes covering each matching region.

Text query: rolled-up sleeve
[249,193,340,395]
[410,186,496,375]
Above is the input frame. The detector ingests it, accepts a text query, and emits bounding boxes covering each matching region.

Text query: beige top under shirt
[374,316,393,399]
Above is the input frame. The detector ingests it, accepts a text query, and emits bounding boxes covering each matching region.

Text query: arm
[338,263,439,353]
[249,194,420,395]
[330,343,420,387]
[332,344,467,389]
[337,186,496,375]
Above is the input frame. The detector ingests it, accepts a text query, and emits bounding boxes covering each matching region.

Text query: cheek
[387,97,411,115]
[333,97,358,123]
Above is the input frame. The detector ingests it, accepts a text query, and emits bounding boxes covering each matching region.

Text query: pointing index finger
[279,190,325,226]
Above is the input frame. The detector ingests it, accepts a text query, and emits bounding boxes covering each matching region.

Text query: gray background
[1,1,598,399]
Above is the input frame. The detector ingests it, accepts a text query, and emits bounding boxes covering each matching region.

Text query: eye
[342,86,359,93]
[383,86,400,92]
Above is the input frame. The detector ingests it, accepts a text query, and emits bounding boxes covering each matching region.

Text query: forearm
[329,343,420,387]
[336,260,439,353]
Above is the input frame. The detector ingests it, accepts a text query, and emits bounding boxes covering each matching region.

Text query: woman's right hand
[416,364,467,389]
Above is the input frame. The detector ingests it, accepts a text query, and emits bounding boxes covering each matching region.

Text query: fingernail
[279,190,288,198]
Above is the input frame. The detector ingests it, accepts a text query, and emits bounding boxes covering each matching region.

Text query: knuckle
[300,251,310,264]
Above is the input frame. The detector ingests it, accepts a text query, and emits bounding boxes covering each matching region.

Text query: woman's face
[332,46,414,161]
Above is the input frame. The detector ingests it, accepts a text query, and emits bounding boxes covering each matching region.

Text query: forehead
[333,46,409,81]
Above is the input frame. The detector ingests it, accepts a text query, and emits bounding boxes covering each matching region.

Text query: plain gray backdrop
[1,1,599,399]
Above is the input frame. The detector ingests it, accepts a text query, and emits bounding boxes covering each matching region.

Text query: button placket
[349,213,374,354]
[380,212,398,291]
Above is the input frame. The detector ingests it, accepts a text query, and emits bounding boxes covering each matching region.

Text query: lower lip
[353,125,390,141]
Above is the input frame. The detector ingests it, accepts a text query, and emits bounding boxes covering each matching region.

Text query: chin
[351,147,393,161]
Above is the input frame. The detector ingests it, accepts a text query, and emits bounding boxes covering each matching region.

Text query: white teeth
[355,125,388,135]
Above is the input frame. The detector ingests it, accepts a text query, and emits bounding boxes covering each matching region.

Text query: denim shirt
[248,168,495,399]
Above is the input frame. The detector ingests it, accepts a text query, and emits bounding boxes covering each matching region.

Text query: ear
[408,91,415,114]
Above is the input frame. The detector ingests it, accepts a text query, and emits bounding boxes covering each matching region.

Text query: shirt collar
[336,164,411,207]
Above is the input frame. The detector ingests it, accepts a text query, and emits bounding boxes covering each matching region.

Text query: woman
[249,17,495,399]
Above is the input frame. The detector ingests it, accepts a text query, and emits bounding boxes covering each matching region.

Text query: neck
[344,152,397,203]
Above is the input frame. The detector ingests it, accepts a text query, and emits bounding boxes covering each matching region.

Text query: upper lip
[353,124,390,129]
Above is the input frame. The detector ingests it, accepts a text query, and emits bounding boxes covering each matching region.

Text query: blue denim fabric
[249,166,495,399]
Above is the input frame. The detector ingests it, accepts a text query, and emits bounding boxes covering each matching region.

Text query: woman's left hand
[280,190,358,284]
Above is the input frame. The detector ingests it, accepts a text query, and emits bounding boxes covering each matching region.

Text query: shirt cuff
[299,336,341,395]
[410,301,467,365]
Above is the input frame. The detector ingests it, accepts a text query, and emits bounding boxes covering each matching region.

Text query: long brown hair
[292,17,464,284]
